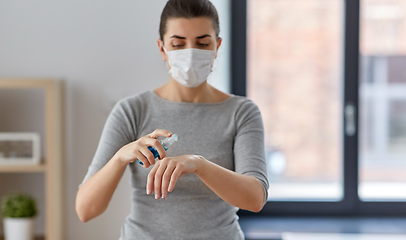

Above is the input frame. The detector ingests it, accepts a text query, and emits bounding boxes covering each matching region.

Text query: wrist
[193,155,206,176]
[112,154,128,168]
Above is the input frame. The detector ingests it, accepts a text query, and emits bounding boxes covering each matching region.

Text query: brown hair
[159,0,220,41]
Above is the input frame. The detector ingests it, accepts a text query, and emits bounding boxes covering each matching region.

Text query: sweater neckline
[149,90,235,106]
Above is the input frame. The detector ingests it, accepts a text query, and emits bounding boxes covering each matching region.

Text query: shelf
[0,78,64,239]
[0,236,44,240]
[0,78,55,89]
[0,164,46,173]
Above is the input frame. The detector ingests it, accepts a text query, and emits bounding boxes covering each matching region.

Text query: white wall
[0,0,230,239]
[208,0,231,92]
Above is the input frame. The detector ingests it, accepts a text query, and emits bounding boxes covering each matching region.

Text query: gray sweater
[80,90,269,240]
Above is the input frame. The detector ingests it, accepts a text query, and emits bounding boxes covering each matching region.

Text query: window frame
[232,0,406,217]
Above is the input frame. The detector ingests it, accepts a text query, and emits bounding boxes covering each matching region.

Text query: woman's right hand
[113,129,173,168]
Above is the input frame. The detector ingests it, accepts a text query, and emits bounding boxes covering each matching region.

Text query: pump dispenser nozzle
[161,134,178,149]
[137,134,178,165]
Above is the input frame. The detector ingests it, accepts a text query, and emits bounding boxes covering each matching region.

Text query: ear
[157,39,167,62]
[214,37,222,59]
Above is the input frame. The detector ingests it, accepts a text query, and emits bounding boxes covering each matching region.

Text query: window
[233,0,406,216]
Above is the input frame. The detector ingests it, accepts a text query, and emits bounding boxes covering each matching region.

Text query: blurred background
[0,0,406,239]
[248,0,406,201]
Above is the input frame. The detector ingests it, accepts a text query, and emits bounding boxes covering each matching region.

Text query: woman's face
[158,17,222,62]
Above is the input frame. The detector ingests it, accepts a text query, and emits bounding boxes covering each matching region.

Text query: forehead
[165,17,215,38]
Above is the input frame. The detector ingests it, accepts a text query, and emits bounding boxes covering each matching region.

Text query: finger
[148,129,172,139]
[154,160,168,199]
[135,150,150,168]
[147,162,159,195]
[161,160,176,199]
[168,165,184,193]
[140,147,156,166]
[144,138,167,160]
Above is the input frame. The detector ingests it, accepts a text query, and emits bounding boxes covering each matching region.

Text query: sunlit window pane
[247,0,344,200]
[359,0,406,200]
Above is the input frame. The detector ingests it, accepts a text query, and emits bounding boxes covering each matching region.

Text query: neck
[155,78,228,103]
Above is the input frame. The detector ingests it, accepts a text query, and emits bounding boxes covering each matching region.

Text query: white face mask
[164,47,215,88]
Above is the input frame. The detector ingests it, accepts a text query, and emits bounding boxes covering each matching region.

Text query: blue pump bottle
[137,134,178,165]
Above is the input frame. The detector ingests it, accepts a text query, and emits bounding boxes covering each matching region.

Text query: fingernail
[155,194,159,199]
[146,189,151,195]
[162,194,166,199]
[168,133,172,136]
[168,188,172,192]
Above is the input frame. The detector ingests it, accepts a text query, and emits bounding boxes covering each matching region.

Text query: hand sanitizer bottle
[137,134,178,165]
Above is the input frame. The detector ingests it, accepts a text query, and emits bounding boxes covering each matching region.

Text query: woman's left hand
[146,155,202,199]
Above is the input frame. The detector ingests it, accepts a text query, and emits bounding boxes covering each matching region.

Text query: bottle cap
[161,134,178,148]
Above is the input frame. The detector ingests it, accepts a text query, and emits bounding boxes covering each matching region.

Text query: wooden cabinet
[0,79,64,240]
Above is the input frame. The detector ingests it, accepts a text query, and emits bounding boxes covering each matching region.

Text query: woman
[75,0,268,239]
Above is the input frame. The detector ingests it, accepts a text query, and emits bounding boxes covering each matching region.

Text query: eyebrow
[196,34,212,39]
[170,34,212,39]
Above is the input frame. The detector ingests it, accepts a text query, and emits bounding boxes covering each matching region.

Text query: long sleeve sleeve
[78,100,137,188]
[233,99,269,205]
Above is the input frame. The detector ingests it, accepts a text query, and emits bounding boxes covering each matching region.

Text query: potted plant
[1,192,37,240]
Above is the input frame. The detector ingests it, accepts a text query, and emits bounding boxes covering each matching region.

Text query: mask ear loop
[210,51,215,73]
[163,46,170,68]
[162,46,172,76]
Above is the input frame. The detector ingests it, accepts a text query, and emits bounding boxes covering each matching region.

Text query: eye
[199,43,210,47]
[172,44,184,48]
